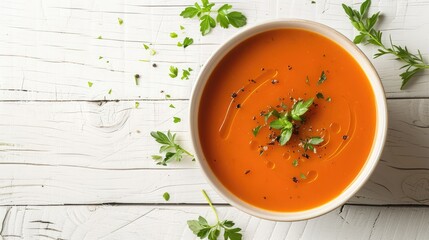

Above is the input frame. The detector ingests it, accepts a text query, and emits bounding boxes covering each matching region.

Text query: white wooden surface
[0,0,429,239]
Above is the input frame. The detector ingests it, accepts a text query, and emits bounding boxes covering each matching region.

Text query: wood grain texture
[1,0,429,101]
[0,99,426,205]
[0,205,428,240]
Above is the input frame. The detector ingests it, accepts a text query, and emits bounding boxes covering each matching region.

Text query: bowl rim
[189,18,388,221]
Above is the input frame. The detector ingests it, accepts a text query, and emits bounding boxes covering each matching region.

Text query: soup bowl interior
[189,19,387,221]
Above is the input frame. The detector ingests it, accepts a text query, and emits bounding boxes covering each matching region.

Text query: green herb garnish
[151,130,194,166]
[187,190,243,240]
[317,71,327,85]
[135,102,140,108]
[290,98,314,121]
[169,104,176,108]
[342,0,429,89]
[181,68,193,80]
[178,37,194,48]
[118,17,124,25]
[173,117,181,123]
[252,125,262,137]
[163,192,170,201]
[302,137,324,152]
[180,0,247,36]
[170,32,178,38]
[300,173,307,180]
[292,159,299,167]
[98,56,103,60]
[87,81,93,87]
[165,94,171,99]
[108,89,112,94]
[316,92,324,99]
[169,66,179,78]
[97,36,102,39]
[143,44,149,50]
[180,25,185,30]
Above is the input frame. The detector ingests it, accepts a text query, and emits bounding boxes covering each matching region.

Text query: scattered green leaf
[181,68,193,80]
[300,173,307,180]
[163,192,170,201]
[135,102,140,108]
[180,25,185,30]
[87,81,93,87]
[143,44,150,50]
[291,98,314,121]
[316,92,324,99]
[108,89,112,94]
[98,56,103,60]
[292,159,299,167]
[169,66,179,78]
[302,136,324,152]
[150,130,195,166]
[170,32,178,38]
[169,104,175,108]
[252,125,262,137]
[187,190,243,240]
[173,117,181,123]
[97,35,102,39]
[118,17,124,25]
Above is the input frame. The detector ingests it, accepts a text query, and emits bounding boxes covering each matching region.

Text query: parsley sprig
[266,98,314,146]
[302,137,324,152]
[342,0,429,89]
[187,190,242,240]
[151,131,194,166]
[180,0,247,36]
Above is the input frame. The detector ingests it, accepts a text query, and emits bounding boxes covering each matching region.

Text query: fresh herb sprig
[187,190,242,240]
[151,131,194,166]
[342,0,429,89]
[265,98,314,146]
[302,137,324,152]
[180,0,247,36]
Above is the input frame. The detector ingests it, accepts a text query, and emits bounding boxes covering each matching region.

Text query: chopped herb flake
[163,192,170,201]
[317,71,327,85]
[173,117,181,123]
[118,17,124,25]
[252,125,262,137]
[87,81,93,87]
[316,92,324,99]
[169,66,179,78]
[170,32,178,38]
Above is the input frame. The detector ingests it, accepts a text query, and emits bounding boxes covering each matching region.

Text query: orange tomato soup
[198,29,376,212]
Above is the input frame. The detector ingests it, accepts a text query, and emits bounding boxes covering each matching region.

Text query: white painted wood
[0,99,426,205]
[1,0,429,100]
[0,205,428,240]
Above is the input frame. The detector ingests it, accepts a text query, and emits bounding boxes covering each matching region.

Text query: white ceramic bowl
[189,19,388,221]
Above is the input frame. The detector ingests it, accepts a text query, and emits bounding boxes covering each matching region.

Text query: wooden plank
[1,0,429,101]
[0,99,427,204]
[0,205,428,239]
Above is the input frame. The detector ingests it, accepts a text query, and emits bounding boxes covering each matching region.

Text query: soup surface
[198,28,376,212]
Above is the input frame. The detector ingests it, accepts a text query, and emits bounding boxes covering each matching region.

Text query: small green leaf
[170,32,178,38]
[200,15,216,36]
[317,71,327,85]
[308,137,324,145]
[353,34,366,44]
[108,89,112,94]
[97,35,102,39]
[143,44,149,50]
[216,14,229,28]
[98,56,103,60]
[163,192,170,201]
[118,17,124,25]
[360,0,371,16]
[292,159,299,167]
[180,7,200,18]
[135,102,140,108]
[169,66,179,78]
[279,128,292,146]
[150,49,157,56]
[151,155,162,160]
[87,81,93,87]
[180,25,185,30]
[300,173,307,179]
[227,11,247,28]
[181,68,192,80]
[252,125,262,136]
[169,104,175,108]
[182,37,194,48]
[165,94,171,99]
[173,117,181,123]
[270,119,285,129]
